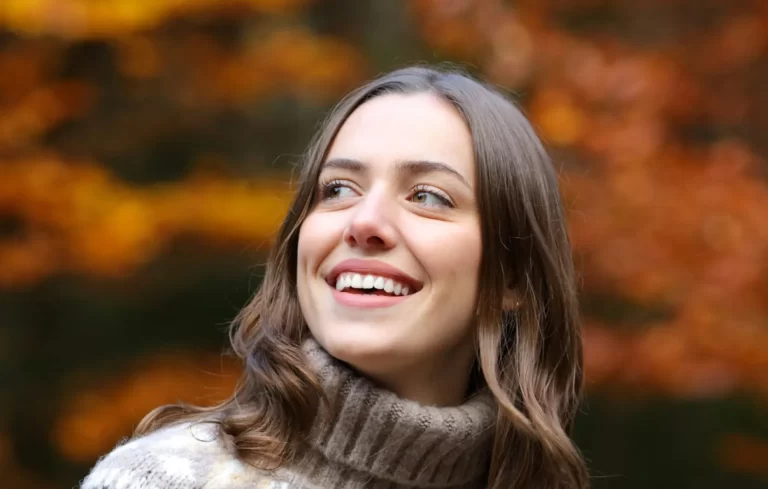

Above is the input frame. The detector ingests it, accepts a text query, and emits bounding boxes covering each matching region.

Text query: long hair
[135,65,589,489]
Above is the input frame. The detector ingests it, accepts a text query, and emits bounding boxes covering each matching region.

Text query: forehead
[325,93,476,187]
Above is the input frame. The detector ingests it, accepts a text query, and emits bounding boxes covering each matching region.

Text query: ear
[502,288,523,311]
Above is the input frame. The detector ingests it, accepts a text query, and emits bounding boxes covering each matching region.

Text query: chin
[313,325,404,371]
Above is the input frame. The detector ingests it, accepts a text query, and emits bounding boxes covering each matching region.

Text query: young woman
[81,66,589,489]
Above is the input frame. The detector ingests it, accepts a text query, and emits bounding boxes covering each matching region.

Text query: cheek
[409,220,482,289]
[447,234,482,294]
[297,212,341,272]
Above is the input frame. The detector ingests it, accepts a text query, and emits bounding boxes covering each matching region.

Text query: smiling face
[296,93,482,405]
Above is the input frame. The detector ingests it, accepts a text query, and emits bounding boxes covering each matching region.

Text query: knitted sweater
[80,339,496,489]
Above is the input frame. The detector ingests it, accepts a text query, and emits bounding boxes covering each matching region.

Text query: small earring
[502,293,522,310]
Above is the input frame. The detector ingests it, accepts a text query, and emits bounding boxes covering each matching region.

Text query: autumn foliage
[410,0,768,400]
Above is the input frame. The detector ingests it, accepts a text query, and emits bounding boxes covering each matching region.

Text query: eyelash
[318,180,455,208]
[410,184,454,208]
[319,179,352,200]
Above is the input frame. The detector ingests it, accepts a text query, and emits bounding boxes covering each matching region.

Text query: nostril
[344,229,390,248]
[344,219,397,249]
[366,236,385,246]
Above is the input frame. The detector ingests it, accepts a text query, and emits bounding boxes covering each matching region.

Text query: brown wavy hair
[135,65,589,489]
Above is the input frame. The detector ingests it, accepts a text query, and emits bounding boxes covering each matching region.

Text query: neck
[357,345,477,406]
[289,338,496,489]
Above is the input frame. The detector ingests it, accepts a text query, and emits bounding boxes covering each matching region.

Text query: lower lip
[330,286,411,308]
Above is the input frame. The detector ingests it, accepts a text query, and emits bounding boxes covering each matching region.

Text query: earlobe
[502,289,522,311]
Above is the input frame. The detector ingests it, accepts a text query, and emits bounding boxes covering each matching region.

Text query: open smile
[325,259,423,308]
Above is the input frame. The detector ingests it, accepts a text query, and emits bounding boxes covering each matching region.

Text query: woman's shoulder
[79,420,237,489]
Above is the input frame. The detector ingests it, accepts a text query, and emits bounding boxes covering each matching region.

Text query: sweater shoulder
[79,421,233,489]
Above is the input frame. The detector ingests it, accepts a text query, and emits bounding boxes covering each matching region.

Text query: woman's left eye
[409,187,454,208]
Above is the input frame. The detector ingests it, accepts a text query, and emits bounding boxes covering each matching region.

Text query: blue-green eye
[409,186,454,208]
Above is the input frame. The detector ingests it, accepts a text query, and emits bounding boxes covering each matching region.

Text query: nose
[343,189,397,250]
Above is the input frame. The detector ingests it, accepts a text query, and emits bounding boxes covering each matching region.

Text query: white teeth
[351,273,362,288]
[362,274,375,289]
[383,278,394,293]
[332,272,414,296]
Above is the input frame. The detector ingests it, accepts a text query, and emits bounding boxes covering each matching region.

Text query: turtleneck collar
[295,338,496,488]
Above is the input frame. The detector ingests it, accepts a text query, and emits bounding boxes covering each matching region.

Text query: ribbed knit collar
[296,338,496,489]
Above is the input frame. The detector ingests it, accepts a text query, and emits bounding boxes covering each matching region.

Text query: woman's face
[297,93,482,404]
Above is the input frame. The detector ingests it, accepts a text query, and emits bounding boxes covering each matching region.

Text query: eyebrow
[321,157,471,189]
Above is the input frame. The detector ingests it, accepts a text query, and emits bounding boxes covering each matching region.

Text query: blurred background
[0,0,766,488]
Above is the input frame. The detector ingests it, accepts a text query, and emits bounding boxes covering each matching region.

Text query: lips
[325,259,423,293]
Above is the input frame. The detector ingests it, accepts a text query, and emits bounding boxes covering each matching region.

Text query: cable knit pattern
[79,338,496,489]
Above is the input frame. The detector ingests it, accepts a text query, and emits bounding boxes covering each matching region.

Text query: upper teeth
[335,273,411,296]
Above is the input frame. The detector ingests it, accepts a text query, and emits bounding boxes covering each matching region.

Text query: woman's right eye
[320,180,356,200]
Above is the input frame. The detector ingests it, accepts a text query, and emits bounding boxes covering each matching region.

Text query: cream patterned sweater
[80,340,496,489]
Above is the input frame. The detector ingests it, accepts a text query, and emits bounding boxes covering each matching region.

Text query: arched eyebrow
[321,157,471,189]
